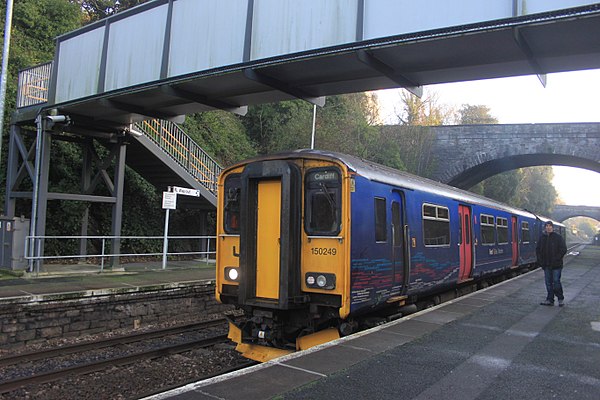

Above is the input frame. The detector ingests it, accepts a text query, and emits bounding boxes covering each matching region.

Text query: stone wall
[0,282,232,349]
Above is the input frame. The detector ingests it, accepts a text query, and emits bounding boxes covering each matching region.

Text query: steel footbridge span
[16,0,600,126]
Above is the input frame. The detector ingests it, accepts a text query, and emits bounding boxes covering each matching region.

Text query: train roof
[223,149,563,227]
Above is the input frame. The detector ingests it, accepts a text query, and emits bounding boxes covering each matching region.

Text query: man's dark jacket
[536,232,567,269]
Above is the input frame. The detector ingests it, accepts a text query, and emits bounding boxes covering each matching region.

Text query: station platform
[0,259,215,300]
[151,245,600,400]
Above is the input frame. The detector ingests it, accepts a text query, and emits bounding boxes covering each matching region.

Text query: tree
[511,167,558,215]
[1,0,82,209]
[1,0,82,131]
[457,104,498,125]
[183,110,256,167]
[374,125,436,174]
[373,90,451,175]
[481,170,522,204]
[242,93,379,158]
[575,217,596,238]
[242,100,313,155]
[70,0,149,23]
[396,91,452,126]
[313,93,379,158]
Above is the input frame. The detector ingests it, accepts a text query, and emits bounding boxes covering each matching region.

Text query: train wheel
[339,320,358,336]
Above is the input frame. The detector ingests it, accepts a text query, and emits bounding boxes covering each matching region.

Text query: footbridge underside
[14,1,600,127]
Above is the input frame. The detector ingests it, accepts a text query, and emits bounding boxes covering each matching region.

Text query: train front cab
[216,157,350,362]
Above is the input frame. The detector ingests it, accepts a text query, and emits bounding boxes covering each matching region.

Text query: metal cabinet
[0,216,30,270]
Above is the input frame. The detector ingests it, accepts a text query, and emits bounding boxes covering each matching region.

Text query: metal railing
[137,119,222,195]
[25,235,216,273]
[16,62,53,108]
[16,63,222,195]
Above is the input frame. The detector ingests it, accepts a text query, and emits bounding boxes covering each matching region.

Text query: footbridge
[551,205,600,222]
[6,0,600,270]
[15,0,600,126]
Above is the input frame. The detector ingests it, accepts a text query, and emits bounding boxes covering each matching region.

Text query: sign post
[161,191,177,269]
[160,187,199,270]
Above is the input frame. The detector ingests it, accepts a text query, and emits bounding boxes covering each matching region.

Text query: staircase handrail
[135,119,222,195]
[17,62,53,108]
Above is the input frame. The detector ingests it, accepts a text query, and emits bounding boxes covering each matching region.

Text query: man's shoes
[558,299,564,307]
[540,300,554,306]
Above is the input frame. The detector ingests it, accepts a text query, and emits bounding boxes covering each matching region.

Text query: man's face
[545,223,554,234]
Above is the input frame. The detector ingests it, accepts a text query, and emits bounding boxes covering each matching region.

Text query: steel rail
[0,318,227,368]
[0,333,229,394]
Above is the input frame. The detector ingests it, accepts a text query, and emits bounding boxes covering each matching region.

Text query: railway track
[0,318,226,368]
[0,319,231,395]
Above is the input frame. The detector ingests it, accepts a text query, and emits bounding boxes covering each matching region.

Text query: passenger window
[305,168,341,235]
[480,214,495,245]
[375,198,387,242]
[224,174,241,234]
[423,204,450,247]
[521,221,530,244]
[497,217,508,244]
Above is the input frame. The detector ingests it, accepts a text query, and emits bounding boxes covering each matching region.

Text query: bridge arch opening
[559,216,600,244]
[447,154,600,190]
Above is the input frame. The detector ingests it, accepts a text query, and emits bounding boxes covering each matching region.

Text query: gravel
[0,315,248,400]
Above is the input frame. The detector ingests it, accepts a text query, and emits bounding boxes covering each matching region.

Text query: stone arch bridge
[551,205,600,222]
[428,122,600,189]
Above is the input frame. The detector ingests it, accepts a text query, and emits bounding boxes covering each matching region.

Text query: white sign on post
[172,186,200,197]
[162,191,177,209]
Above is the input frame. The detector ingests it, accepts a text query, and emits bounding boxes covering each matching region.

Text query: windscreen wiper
[319,182,336,212]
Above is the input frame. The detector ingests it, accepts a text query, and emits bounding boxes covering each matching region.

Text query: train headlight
[305,272,336,290]
[316,275,327,287]
[225,267,239,282]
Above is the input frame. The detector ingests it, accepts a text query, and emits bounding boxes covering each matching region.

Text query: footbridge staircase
[12,63,221,210]
[128,118,220,208]
[4,64,221,270]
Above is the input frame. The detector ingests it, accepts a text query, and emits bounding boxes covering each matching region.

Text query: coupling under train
[215,149,564,362]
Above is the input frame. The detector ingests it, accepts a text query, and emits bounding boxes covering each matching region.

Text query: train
[215,149,564,362]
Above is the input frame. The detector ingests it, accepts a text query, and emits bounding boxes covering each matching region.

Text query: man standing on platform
[536,221,567,307]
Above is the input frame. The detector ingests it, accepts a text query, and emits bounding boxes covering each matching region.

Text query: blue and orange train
[215,150,563,361]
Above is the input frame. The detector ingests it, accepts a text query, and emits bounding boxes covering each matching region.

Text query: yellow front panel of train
[256,179,281,299]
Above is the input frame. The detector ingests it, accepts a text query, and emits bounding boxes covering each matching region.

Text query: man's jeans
[543,267,564,302]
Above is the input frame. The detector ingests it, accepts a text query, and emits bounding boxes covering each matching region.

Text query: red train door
[458,205,473,282]
[511,216,519,266]
[391,190,408,296]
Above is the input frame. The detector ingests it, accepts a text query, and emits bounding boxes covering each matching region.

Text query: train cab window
[521,221,530,244]
[422,204,450,247]
[223,174,241,234]
[480,214,495,245]
[375,198,387,242]
[497,217,508,244]
[305,168,341,235]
